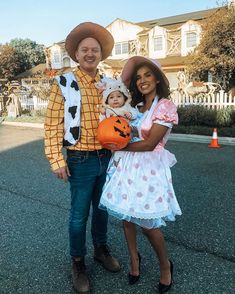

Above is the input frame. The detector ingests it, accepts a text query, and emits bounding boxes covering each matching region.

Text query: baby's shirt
[100,102,138,121]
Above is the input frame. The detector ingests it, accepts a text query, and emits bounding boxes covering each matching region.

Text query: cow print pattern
[70,126,80,140]
[63,126,80,146]
[71,80,79,91]
[59,75,67,87]
[55,72,81,147]
[68,106,77,119]
[63,139,73,147]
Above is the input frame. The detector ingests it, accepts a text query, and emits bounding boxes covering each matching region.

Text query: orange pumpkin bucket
[97,117,131,150]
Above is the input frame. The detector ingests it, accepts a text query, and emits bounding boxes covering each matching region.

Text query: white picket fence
[19,94,48,110]
[171,90,235,109]
[18,90,235,111]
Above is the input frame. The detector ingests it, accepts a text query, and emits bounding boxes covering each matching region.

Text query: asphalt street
[0,125,234,294]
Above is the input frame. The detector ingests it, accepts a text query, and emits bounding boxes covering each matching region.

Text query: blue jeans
[67,149,111,257]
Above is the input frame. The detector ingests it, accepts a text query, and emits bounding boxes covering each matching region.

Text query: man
[44,22,120,294]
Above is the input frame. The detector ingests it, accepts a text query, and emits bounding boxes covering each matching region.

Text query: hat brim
[65,22,114,62]
[121,56,169,90]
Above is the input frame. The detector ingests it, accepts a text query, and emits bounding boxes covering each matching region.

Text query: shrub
[202,108,216,126]
[172,125,235,137]
[216,108,232,127]
[21,109,31,115]
[178,105,235,127]
[178,105,216,126]
[30,108,47,117]
[229,109,235,125]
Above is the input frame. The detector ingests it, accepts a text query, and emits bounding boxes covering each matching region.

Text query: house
[45,7,222,89]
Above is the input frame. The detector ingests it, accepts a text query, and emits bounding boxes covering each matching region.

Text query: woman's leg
[123,221,140,275]
[142,228,171,285]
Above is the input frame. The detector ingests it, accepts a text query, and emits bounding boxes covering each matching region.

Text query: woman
[99,56,182,293]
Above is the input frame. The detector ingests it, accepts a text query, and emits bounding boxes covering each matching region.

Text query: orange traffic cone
[208,128,221,148]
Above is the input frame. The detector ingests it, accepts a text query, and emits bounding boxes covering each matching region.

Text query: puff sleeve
[152,99,178,128]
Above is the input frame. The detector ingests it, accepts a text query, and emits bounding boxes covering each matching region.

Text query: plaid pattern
[44,67,103,171]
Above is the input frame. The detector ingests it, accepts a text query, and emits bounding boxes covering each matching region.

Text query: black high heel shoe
[158,260,173,294]
[128,252,141,285]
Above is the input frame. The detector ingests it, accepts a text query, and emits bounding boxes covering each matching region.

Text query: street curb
[170,133,235,146]
[1,121,44,129]
[1,121,235,146]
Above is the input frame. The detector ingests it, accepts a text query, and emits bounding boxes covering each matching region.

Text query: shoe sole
[73,285,90,294]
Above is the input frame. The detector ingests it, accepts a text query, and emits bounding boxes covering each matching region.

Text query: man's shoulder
[55,71,75,79]
[54,71,79,88]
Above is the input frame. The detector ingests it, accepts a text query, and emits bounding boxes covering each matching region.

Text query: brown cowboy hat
[65,22,114,62]
[121,56,169,92]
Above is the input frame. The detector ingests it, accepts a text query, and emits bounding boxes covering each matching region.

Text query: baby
[96,78,140,166]
[96,77,138,121]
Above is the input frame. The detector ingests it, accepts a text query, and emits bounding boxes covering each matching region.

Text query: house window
[53,49,60,63]
[114,42,129,55]
[186,32,197,48]
[154,36,163,51]
[63,57,70,67]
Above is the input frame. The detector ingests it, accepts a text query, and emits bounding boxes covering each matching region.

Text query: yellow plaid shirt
[44,67,103,171]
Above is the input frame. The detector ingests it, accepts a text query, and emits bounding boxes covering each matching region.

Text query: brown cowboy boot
[94,244,120,272]
[72,257,90,294]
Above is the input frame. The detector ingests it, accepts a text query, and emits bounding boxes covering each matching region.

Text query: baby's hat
[96,77,131,101]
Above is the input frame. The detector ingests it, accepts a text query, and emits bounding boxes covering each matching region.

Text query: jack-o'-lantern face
[113,117,130,138]
[97,117,131,150]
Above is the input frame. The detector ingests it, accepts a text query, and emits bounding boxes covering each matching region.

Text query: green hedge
[177,105,235,127]
[174,105,235,137]
[173,125,235,137]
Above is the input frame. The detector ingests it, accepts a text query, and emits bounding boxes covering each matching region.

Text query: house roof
[107,18,142,28]
[15,63,46,79]
[104,55,188,70]
[136,7,222,29]
[102,59,126,69]
[137,28,151,36]
[158,56,187,68]
[46,7,224,49]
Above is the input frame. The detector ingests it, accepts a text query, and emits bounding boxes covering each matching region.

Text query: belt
[67,148,111,157]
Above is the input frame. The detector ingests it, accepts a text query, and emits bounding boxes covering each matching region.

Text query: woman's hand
[124,124,168,152]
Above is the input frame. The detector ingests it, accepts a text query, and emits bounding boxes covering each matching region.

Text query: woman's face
[136,65,159,97]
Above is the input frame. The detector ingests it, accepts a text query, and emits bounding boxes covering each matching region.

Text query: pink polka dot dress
[99,97,182,229]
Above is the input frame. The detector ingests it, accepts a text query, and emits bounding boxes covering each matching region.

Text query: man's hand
[53,166,71,182]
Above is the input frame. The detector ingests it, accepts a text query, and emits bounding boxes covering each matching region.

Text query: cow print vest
[55,72,81,147]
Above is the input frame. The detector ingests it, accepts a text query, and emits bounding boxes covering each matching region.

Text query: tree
[9,38,46,73]
[186,4,235,90]
[0,45,21,79]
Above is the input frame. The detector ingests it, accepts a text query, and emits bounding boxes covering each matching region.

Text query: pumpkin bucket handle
[105,107,120,118]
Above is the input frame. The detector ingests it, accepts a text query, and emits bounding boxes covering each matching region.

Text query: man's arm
[44,80,70,181]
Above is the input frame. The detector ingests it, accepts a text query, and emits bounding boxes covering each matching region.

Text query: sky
[0,0,225,47]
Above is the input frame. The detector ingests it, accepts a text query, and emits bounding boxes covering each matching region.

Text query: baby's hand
[100,105,106,115]
[124,112,132,120]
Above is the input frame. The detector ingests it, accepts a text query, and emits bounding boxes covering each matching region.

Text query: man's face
[75,37,102,75]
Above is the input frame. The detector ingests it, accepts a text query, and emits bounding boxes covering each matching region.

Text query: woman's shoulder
[154,98,177,113]
[152,98,178,124]
[157,98,176,108]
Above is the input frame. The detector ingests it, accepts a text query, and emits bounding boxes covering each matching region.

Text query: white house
[45,7,223,89]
